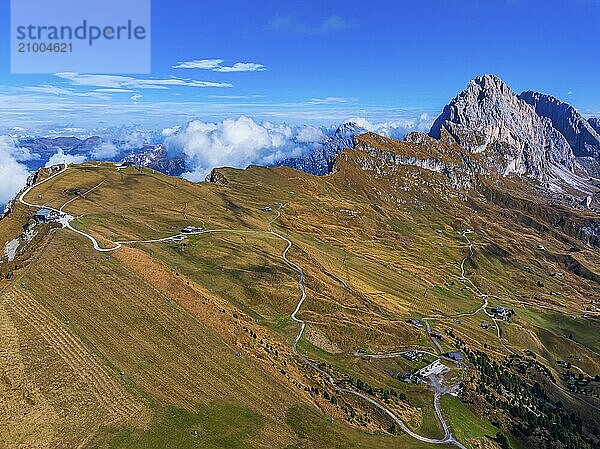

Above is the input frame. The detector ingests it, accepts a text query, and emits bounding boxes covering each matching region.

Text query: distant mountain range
[120,144,186,176]
[14,136,184,176]
[275,76,600,190]
[13,122,369,178]
[16,136,102,171]
[278,75,600,209]
[274,121,367,175]
[13,75,600,201]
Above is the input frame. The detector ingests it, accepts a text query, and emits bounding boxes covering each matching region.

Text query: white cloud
[91,142,119,160]
[344,113,433,138]
[0,136,30,207]
[208,94,266,99]
[131,94,143,103]
[45,148,87,167]
[309,97,355,105]
[172,59,224,69]
[165,116,324,181]
[110,129,154,150]
[173,59,266,72]
[54,72,233,89]
[161,126,181,137]
[267,15,355,34]
[23,85,109,99]
[214,63,266,73]
[295,126,326,143]
[94,88,135,93]
[0,85,437,133]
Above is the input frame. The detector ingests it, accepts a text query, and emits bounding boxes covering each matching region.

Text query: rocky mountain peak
[275,121,366,176]
[335,121,367,138]
[471,74,513,94]
[428,74,575,180]
[588,117,600,135]
[519,90,600,160]
[121,143,185,176]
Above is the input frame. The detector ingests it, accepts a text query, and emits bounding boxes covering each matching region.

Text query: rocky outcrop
[589,118,600,135]
[121,144,185,176]
[276,121,366,175]
[350,134,475,190]
[429,75,575,180]
[204,169,229,185]
[519,91,600,160]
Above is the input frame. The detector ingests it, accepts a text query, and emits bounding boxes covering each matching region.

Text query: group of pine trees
[464,349,596,449]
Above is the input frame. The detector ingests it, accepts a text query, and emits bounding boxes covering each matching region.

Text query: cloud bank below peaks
[343,114,432,139]
[165,116,326,182]
[0,136,31,207]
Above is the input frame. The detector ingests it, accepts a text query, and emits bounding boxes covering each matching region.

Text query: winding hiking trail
[419,230,600,413]
[422,230,491,355]
[33,168,600,445]
[19,165,600,438]
[16,168,469,447]
[270,229,467,448]
[19,170,468,446]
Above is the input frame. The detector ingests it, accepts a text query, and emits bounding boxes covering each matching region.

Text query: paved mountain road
[17,168,466,448]
[271,229,467,448]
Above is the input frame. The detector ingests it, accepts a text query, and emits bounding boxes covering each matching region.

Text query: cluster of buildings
[392,351,463,384]
[490,306,514,320]
[180,226,204,234]
[407,319,423,327]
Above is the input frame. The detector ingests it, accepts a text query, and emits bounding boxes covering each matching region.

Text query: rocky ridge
[428,75,575,180]
[120,144,185,176]
[276,121,366,175]
[589,118,600,135]
[519,90,600,162]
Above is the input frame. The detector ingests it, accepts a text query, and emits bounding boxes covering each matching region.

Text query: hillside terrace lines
[2,287,145,426]
[107,243,311,421]
[0,301,58,446]
[25,235,303,435]
[22,169,469,447]
[28,249,228,408]
[4,231,298,444]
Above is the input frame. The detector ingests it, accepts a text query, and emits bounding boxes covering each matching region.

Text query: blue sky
[0,0,600,131]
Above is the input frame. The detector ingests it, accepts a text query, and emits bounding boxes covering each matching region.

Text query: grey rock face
[429,74,574,180]
[204,169,229,185]
[121,144,185,176]
[353,140,474,190]
[519,91,600,159]
[276,122,366,175]
[589,118,600,135]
